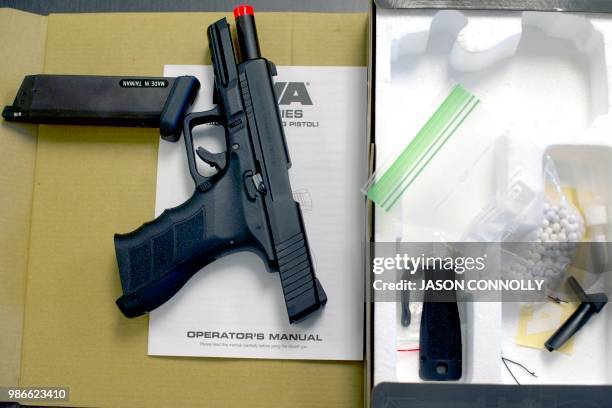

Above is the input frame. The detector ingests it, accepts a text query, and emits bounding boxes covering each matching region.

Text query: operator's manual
[148,65,366,360]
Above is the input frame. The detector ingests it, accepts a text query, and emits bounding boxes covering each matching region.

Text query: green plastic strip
[367,84,479,211]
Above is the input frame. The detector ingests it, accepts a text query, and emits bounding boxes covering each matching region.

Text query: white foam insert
[374,8,612,385]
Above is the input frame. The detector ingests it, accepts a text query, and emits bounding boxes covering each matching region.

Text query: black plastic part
[419,266,462,381]
[2,74,200,141]
[197,147,227,171]
[400,270,411,327]
[235,14,261,61]
[544,277,608,352]
[160,76,201,141]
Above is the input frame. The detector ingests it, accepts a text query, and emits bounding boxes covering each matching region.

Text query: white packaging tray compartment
[373,7,612,387]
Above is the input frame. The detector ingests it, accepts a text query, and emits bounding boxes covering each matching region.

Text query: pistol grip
[114,190,219,317]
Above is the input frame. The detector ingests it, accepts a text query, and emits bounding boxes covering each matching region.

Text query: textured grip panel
[276,232,327,323]
[114,191,212,317]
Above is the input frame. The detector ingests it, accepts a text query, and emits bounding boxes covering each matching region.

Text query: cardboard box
[0,9,368,407]
[368,1,612,406]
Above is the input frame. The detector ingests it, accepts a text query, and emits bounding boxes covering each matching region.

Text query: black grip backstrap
[114,190,216,317]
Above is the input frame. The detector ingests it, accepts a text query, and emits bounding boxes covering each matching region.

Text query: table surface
[0,0,368,14]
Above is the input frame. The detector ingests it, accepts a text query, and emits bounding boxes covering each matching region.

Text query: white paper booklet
[148,65,366,360]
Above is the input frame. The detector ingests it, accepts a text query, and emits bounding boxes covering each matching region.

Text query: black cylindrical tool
[545,276,608,352]
[234,4,261,61]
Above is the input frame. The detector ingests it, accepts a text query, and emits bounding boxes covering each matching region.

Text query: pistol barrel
[234,4,261,61]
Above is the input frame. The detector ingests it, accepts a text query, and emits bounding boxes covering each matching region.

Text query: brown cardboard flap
[14,11,367,407]
[0,9,47,387]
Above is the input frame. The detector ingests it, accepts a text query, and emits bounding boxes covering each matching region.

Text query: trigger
[196,147,226,171]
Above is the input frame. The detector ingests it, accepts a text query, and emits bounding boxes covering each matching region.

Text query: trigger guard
[182,107,224,191]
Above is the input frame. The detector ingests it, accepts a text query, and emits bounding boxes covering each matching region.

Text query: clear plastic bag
[364,83,513,245]
[502,157,585,294]
[462,135,586,295]
[363,83,492,220]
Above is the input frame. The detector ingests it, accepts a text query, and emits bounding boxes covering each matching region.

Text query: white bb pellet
[516,197,586,291]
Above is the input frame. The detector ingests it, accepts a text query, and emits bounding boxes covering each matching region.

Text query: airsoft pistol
[2,5,327,323]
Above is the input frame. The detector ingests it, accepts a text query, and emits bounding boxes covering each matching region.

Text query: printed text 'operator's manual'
[148,65,365,360]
